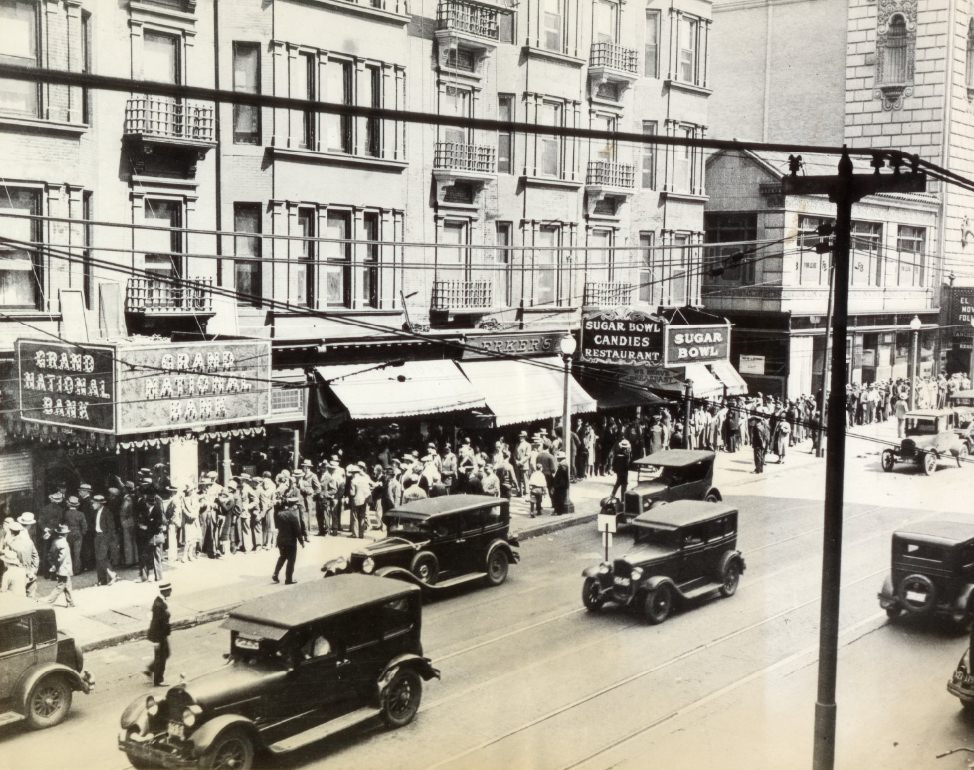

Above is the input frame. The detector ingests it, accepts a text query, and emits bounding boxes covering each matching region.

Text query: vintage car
[602,449,722,527]
[880,409,968,475]
[322,494,520,591]
[878,517,974,624]
[0,600,93,730]
[581,500,745,624]
[949,389,974,452]
[948,643,974,712]
[119,575,439,769]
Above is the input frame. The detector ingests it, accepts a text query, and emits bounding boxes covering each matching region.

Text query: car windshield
[633,525,681,548]
[386,516,432,537]
[905,418,939,436]
[659,463,705,486]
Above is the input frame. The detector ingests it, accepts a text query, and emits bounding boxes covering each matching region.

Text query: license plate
[905,590,926,603]
[168,722,184,740]
[614,576,630,587]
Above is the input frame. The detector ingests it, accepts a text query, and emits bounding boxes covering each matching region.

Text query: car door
[676,524,708,588]
[0,615,36,707]
[458,506,493,570]
[286,625,345,717]
[336,607,385,702]
[427,513,465,576]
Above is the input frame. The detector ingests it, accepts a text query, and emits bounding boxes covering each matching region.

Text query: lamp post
[909,315,922,410]
[560,334,577,514]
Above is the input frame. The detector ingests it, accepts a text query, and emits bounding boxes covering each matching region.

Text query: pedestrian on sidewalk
[45,524,75,608]
[258,472,278,547]
[37,492,63,575]
[118,483,138,567]
[272,492,307,585]
[145,582,172,687]
[609,439,632,500]
[1,519,33,595]
[749,415,769,474]
[92,494,118,586]
[551,452,570,514]
[181,483,201,561]
[528,464,547,517]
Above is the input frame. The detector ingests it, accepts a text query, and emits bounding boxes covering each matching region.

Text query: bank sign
[17,339,272,435]
[663,324,731,367]
[580,309,664,365]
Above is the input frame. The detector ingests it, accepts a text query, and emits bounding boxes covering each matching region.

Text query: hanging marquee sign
[663,324,731,367]
[580,308,664,365]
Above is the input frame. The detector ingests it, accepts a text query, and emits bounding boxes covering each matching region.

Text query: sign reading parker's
[464,331,564,359]
[580,309,664,365]
[17,340,116,433]
[663,324,731,367]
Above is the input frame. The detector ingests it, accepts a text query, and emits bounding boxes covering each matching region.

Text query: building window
[232,42,260,144]
[295,51,316,150]
[672,125,695,193]
[850,220,882,287]
[641,120,656,189]
[498,94,514,174]
[534,226,560,305]
[324,58,352,153]
[638,232,655,304]
[881,14,908,84]
[233,204,262,305]
[591,114,616,162]
[442,85,472,145]
[588,229,613,282]
[439,220,470,280]
[144,30,181,84]
[496,221,513,306]
[365,66,381,157]
[498,10,515,44]
[445,47,477,72]
[324,210,351,307]
[669,233,689,306]
[81,11,92,123]
[361,212,379,308]
[539,100,564,177]
[296,208,315,307]
[703,212,757,286]
[543,0,564,52]
[0,187,41,309]
[0,0,39,117]
[144,198,183,282]
[593,0,618,44]
[678,15,699,84]
[797,215,831,286]
[645,10,660,78]
[896,225,925,287]
[83,192,93,309]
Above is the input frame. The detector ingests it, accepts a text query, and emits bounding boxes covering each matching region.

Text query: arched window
[882,14,908,84]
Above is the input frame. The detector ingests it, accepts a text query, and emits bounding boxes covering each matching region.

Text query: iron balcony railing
[437,0,499,39]
[434,141,497,174]
[589,41,639,74]
[126,276,214,314]
[431,279,493,311]
[586,160,635,189]
[584,280,634,306]
[124,96,215,143]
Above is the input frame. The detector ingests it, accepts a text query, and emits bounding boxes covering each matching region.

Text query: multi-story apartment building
[0,0,719,502]
[704,0,972,396]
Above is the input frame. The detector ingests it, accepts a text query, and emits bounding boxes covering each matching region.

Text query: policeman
[272,492,307,585]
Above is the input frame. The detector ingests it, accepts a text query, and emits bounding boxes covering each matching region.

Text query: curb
[516,512,597,541]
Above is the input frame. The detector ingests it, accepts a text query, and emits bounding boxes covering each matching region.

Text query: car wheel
[485,548,509,587]
[642,585,673,625]
[200,727,255,770]
[26,675,72,730]
[958,445,969,467]
[381,669,422,729]
[410,552,439,586]
[582,577,604,612]
[885,605,902,620]
[961,700,974,716]
[125,752,153,770]
[898,573,937,614]
[922,452,937,475]
[881,450,895,472]
[705,490,721,503]
[719,562,740,598]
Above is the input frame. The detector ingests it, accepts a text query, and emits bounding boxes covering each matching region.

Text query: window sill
[663,79,713,97]
[302,0,410,25]
[268,146,408,171]
[520,175,583,189]
[659,190,708,203]
[0,114,87,136]
[522,46,586,68]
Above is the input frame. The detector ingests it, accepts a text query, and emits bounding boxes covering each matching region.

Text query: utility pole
[782,148,925,770]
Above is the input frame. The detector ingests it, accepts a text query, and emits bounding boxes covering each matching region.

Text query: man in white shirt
[92,494,118,586]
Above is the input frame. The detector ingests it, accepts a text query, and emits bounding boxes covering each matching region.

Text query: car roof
[951,390,974,400]
[389,494,505,519]
[633,500,737,529]
[225,574,419,637]
[631,449,716,469]
[905,409,951,418]
[0,598,46,622]
[894,518,974,544]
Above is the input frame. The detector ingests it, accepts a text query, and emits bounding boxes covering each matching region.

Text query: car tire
[642,585,673,625]
[885,605,902,620]
[922,452,937,475]
[881,450,895,472]
[381,669,422,729]
[26,675,72,730]
[125,752,153,770]
[582,577,604,612]
[200,727,254,770]
[410,552,439,586]
[485,548,509,587]
[705,490,721,503]
[719,561,741,598]
[898,573,937,614]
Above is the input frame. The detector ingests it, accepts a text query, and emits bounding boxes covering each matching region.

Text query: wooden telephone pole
[781,148,925,770]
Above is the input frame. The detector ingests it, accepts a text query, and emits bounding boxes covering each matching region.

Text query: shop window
[645,10,660,79]
[232,42,261,145]
[896,225,925,287]
[850,221,882,287]
[234,203,262,305]
[0,187,42,309]
[497,94,514,174]
[638,232,655,304]
[703,212,757,287]
[324,210,352,308]
[641,120,657,189]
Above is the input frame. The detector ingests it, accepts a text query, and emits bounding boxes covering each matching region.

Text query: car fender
[374,565,425,586]
[717,550,745,577]
[954,584,974,614]
[703,488,722,502]
[878,575,896,605]
[372,655,440,707]
[640,575,677,598]
[581,564,605,578]
[486,539,519,566]
[119,694,149,733]
[15,663,88,711]
[188,714,262,754]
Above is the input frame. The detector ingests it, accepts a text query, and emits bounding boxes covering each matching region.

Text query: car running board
[267,706,381,754]
[0,712,25,729]
[679,581,724,600]
[431,572,489,590]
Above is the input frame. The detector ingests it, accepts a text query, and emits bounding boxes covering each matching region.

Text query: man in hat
[328,458,346,534]
[297,461,321,536]
[2,519,36,596]
[272,492,307,584]
[258,472,277,549]
[91,494,118,586]
[136,479,166,582]
[77,482,96,571]
[535,440,557,503]
[551,451,571,514]
[179,483,201,562]
[610,439,632,500]
[38,492,64,574]
[118,482,139,566]
[317,462,338,537]
[347,465,373,539]
[440,444,458,494]
[62,496,87,576]
[145,582,172,686]
[45,524,75,608]
[161,484,181,564]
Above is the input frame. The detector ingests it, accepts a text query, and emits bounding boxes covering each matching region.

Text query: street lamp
[909,315,922,410]
[559,334,577,514]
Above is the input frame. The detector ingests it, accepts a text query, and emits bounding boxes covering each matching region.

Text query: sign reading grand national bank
[580,309,664,365]
[663,324,731,367]
[17,338,272,436]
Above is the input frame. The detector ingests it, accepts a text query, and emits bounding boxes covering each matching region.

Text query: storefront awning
[708,359,749,396]
[651,361,747,400]
[581,376,669,410]
[456,357,597,427]
[315,360,485,420]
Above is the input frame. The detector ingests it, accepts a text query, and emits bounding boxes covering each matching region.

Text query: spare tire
[898,573,937,614]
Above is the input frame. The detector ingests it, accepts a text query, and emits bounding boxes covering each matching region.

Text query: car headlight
[630,567,644,581]
[598,562,611,575]
[362,557,375,574]
[146,696,159,716]
[182,705,202,727]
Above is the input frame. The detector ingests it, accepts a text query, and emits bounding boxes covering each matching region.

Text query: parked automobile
[581,500,745,624]
[880,409,968,475]
[948,389,974,452]
[118,575,439,770]
[601,450,722,527]
[0,600,93,730]
[878,516,974,624]
[322,494,520,591]
[948,641,974,713]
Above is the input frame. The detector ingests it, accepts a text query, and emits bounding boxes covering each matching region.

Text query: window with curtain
[232,42,260,144]
[296,52,316,150]
[543,0,564,52]
[896,225,925,287]
[591,114,615,162]
[678,16,699,84]
[850,220,882,287]
[641,121,657,189]
[539,100,563,177]
[144,30,180,84]
[295,208,315,307]
[638,232,655,304]
[324,210,351,307]
[0,0,39,117]
[534,226,559,305]
[233,203,261,305]
[361,212,379,308]
[0,187,40,308]
[644,10,660,78]
[497,94,514,174]
[323,58,352,153]
[882,14,908,84]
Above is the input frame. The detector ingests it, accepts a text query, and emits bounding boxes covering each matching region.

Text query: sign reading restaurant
[580,309,664,365]
[16,339,272,435]
[663,324,731,367]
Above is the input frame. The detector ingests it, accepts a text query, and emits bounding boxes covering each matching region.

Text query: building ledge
[128,0,197,25]
[522,45,585,68]
[663,79,713,97]
[302,0,410,25]
[268,146,408,171]
[0,114,87,136]
[659,190,708,203]
[520,174,583,190]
